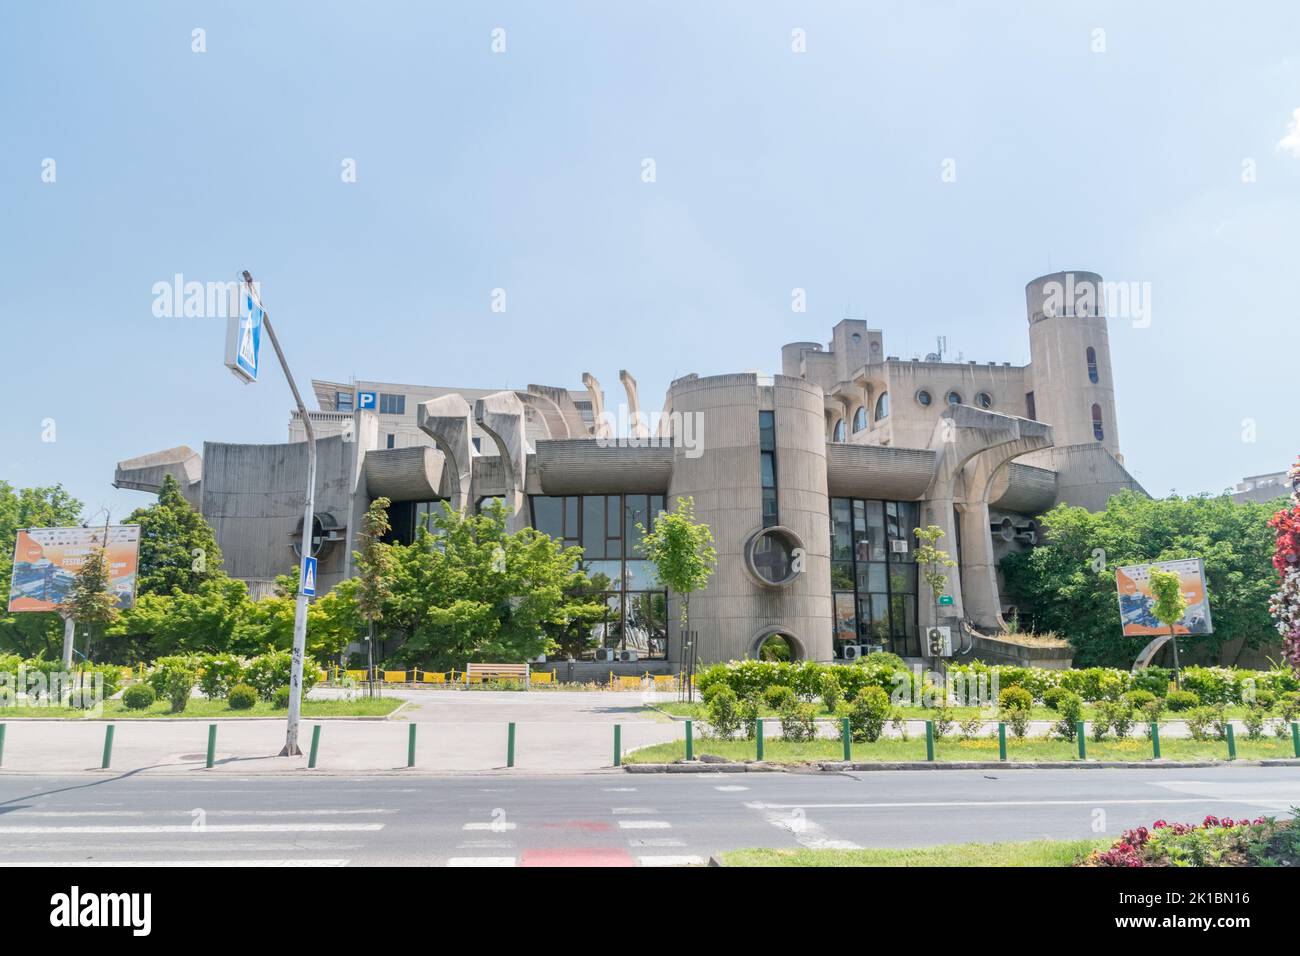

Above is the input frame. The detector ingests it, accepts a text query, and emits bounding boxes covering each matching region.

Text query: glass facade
[530,493,668,660]
[830,497,921,658]
[759,410,778,527]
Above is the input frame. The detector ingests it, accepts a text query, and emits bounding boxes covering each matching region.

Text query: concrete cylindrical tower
[665,373,832,664]
[1025,271,1121,458]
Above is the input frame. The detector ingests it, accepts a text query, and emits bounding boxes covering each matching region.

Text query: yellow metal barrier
[417,671,448,684]
[383,670,408,684]
[652,675,676,691]
[530,670,554,684]
[345,669,369,682]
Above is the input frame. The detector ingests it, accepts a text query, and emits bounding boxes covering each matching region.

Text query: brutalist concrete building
[114,272,1143,668]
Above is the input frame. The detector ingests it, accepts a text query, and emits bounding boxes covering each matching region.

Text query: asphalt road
[0,766,1296,866]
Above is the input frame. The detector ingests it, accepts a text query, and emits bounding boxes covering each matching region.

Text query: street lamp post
[240,271,315,756]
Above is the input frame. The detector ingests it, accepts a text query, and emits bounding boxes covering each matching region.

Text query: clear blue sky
[2,1,1297,520]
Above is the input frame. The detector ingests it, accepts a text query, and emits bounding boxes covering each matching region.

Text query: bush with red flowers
[1268,456,1300,674]
[1081,813,1298,867]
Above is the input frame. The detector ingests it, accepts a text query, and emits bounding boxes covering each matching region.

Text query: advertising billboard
[7,525,141,613]
[1115,558,1213,637]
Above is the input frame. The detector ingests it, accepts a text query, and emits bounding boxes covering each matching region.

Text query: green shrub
[1276,691,1300,723]
[1185,706,1219,742]
[704,686,741,739]
[1130,666,1171,697]
[1123,689,1157,711]
[1042,687,1068,711]
[122,683,155,710]
[148,655,199,713]
[273,685,292,709]
[958,716,984,740]
[845,686,892,743]
[1052,691,1083,741]
[931,704,955,740]
[1165,689,1200,712]
[1138,697,1166,725]
[243,650,319,701]
[198,653,245,700]
[763,685,796,711]
[819,671,842,715]
[998,685,1033,714]
[778,700,818,743]
[1243,707,1267,740]
[1096,700,1135,740]
[227,684,258,711]
[1181,667,1238,706]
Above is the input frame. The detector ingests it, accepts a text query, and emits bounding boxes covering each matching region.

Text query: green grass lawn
[625,732,1299,764]
[720,838,1109,867]
[655,701,1258,722]
[0,696,403,719]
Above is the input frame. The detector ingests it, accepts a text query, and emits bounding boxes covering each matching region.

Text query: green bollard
[407,723,417,768]
[842,717,852,762]
[998,722,1007,761]
[507,722,516,768]
[1151,723,1161,759]
[756,718,764,761]
[101,724,115,769]
[614,724,621,767]
[0,723,6,767]
[685,720,693,761]
[925,720,935,761]
[308,724,321,768]
[1226,723,1236,761]
[1292,722,1299,759]
[1077,722,1086,760]
[206,724,216,769]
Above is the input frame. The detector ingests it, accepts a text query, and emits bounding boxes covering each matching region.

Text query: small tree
[914,525,957,673]
[353,497,395,697]
[59,545,119,666]
[636,497,716,688]
[1148,566,1189,690]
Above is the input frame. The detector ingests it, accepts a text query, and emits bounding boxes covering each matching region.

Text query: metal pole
[245,272,315,758]
[755,718,764,761]
[308,724,321,768]
[842,717,851,761]
[1076,721,1086,760]
[507,722,516,767]
[685,719,693,761]
[613,724,621,766]
[101,724,115,769]
[1151,722,1161,759]
[997,722,1007,761]
[206,724,216,769]
[60,615,75,671]
[1225,723,1236,760]
[407,723,417,768]
[925,720,935,761]
[0,723,5,766]
[1292,721,1300,759]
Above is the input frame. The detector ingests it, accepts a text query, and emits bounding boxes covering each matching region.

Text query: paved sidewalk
[0,689,682,775]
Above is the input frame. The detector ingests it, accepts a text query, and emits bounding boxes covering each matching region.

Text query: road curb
[624,758,1300,773]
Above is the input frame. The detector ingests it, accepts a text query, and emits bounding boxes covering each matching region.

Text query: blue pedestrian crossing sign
[301,556,317,597]
[224,286,264,384]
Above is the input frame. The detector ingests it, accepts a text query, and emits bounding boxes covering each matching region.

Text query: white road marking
[611,807,657,814]
[5,809,395,818]
[462,822,517,831]
[638,855,704,867]
[603,787,637,792]
[618,820,672,830]
[0,823,384,834]
[756,809,860,851]
[745,798,1279,810]
[6,859,349,867]
[714,785,749,792]
[1150,780,1300,811]
[447,857,516,867]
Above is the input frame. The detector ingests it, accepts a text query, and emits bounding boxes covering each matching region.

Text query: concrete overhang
[825,444,937,500]
[362,445,446,501]
[113,445,203,507]
[990,462,1058,515]
[532,439,673,495]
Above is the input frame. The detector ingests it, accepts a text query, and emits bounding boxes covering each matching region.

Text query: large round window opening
[758,633,798,661]
[744,526,804,588]
[915,389,932,407]
[975,391,993,409]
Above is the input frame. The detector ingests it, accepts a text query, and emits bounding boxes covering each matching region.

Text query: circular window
[915,389,932,407]
[744,526,804,588]
[975,391,993,409]
[946,391,963,406]
[850,332,862,344]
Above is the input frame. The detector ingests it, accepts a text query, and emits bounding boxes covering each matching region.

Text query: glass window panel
[564,497,579,536]
[622,560,659,590]
[889,564,917,595]
[760,451,776,488]
[830,498,853,560]
[598,593,623,649]
[758,411,775,450]
[625,592,668,659]
[831,561,854,590]
[650,495,664,525]
[582,495,606,558]
[852,499,866,534]
[531,496,564,540]
[834,592,857,644]
[624,494,648,557]
[857,562,888,593]
[584,560,622,591]
[753,533,794,583]
[862,501,887,562]
[762,488,778,527]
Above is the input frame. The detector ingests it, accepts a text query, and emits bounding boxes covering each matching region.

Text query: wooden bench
[465,662,530,687]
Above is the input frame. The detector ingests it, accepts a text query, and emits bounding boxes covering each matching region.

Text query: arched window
[832,419,846,443]
[873,392,890,422]
[1091,404,1104,441]
[852,406,867,432]
[1086,347,1099,383]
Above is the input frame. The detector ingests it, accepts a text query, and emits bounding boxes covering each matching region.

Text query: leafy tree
[1148,565,1189,689]
[354,497,395,693]
[106,576,252,662]
[1001,491,1279,668]
[59,546,119,661]
[0,482,83,657]
[635,496,716,644]
[125,474,223,596]
[914,525,957,667]
[379,502,596,669]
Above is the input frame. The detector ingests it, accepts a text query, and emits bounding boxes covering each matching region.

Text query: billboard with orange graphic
[1115,558,1213,637]
[7,525,141,613]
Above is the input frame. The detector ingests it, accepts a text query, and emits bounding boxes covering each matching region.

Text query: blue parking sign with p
[357,391,377,410]
[301,556,317,597]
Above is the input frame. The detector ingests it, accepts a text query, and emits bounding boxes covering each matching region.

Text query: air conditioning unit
[864,644,885,655]
[595,648,617,663]
[841,644,864,660]
[618,649,639,663]
[890,539,909,555]
[925,626,954,658]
